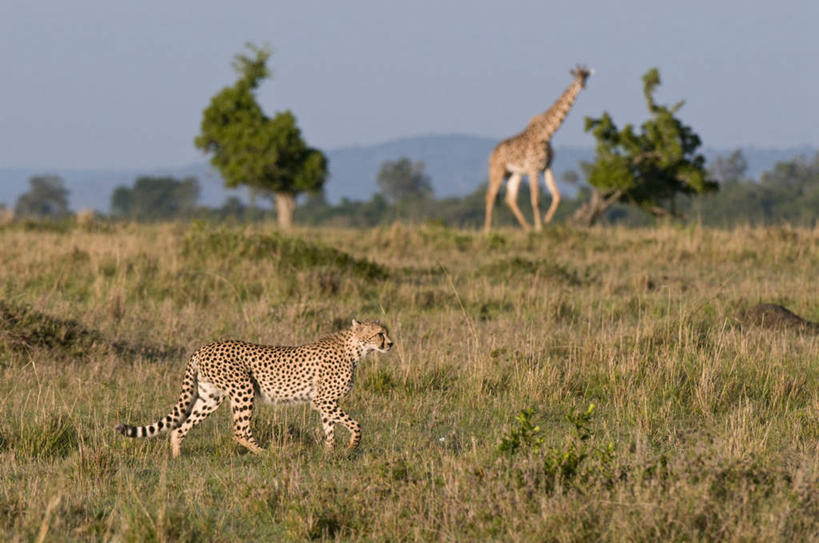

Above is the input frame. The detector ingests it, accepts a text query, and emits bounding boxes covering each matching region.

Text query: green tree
[758,152,819,224]
[376,158,434,204]
[710,149,748,183]
[15,175,70,218]
[110,186,133,217]
[685,152,819,227]
[110,176,199,220]
[194,44,328,229]
[572,68,716,226]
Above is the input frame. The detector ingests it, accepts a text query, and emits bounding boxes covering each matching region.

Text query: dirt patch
[738,304,819,334]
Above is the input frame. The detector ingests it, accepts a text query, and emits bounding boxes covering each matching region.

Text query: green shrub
[498,408,544,455]
[499,404,616,490]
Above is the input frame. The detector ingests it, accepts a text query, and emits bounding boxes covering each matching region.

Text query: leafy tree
[15,175,70,218]
[194,44,328,229]
[110,176,200,220]
[220,196,246,218]
[572,68,716,226]
[376,158,434,204]
[710,149,748,183]
[757,152,819,224]
[110,186,133,217]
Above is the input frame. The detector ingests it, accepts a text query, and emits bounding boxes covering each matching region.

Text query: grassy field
[0,220,817,541]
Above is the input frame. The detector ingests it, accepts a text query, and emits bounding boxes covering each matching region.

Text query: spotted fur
[116,319,393,457]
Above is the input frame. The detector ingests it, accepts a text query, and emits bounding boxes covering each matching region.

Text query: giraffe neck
[527,79,584,143]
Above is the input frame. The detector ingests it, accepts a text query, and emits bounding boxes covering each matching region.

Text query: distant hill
[0,134,814,212]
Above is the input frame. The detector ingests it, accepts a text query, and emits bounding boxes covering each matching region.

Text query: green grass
[0,220,817,541]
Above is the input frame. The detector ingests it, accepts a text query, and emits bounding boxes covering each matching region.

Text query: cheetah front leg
[312,400,362,451]
[229,378,265,454]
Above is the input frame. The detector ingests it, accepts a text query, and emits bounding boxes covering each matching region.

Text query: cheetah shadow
[253,420,369,459]
[256,420,319,449]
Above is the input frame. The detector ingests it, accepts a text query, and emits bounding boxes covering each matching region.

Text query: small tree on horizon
[376,157,434,204]
[194,44,327,229]
[572,68,716,226]
[15,175,70,218]
[110,176,200,220]
[710,149,748,184]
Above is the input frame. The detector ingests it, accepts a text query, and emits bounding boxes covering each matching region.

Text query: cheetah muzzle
[116,319,394,457]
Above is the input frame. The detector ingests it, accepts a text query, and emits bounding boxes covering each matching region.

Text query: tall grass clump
[10,416,81,460]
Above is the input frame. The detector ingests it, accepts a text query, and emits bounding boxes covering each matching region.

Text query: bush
[498,404,616,490]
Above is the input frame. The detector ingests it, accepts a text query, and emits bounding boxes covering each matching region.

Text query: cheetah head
[351,319,394,354]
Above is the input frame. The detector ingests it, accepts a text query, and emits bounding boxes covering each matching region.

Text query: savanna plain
[0,220,817,541]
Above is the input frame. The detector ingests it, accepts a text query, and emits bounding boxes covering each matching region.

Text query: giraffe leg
[169,381,224,458]
[543,167,562,224]
[504,172,530,230]
[529,169,542,232]
[484,158,506,233]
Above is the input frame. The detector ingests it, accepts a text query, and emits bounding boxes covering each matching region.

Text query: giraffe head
[570,65,593,88]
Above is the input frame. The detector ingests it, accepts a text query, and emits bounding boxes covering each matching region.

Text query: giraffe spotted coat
[485,65,592,232]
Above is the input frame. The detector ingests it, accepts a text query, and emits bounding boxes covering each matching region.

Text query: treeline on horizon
[3,149,818,229]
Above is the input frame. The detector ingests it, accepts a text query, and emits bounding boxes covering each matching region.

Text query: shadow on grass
[0,300,182,362]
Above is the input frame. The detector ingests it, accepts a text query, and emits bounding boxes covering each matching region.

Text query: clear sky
[1,0,817,170]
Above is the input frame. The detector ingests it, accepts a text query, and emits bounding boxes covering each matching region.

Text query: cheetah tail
[115,360,199,439]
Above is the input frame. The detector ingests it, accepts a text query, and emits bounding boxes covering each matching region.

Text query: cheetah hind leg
[230,380,266,454]
[168,382,224,458]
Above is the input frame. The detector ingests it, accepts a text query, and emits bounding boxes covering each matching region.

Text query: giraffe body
[485,66,592,232]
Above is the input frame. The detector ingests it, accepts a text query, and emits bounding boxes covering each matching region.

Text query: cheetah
[116,319,393,457]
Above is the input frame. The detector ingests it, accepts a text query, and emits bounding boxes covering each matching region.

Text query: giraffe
[484,66,592,232]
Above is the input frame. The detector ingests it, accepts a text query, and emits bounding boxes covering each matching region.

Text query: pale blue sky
[1,0,817,169]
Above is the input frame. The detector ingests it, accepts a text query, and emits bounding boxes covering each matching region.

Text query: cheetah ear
[351,318,361,328]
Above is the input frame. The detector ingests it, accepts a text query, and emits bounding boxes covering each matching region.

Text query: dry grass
[0,221,817,541]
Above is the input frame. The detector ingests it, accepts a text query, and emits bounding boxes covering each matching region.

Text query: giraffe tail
[115,357,199,439]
